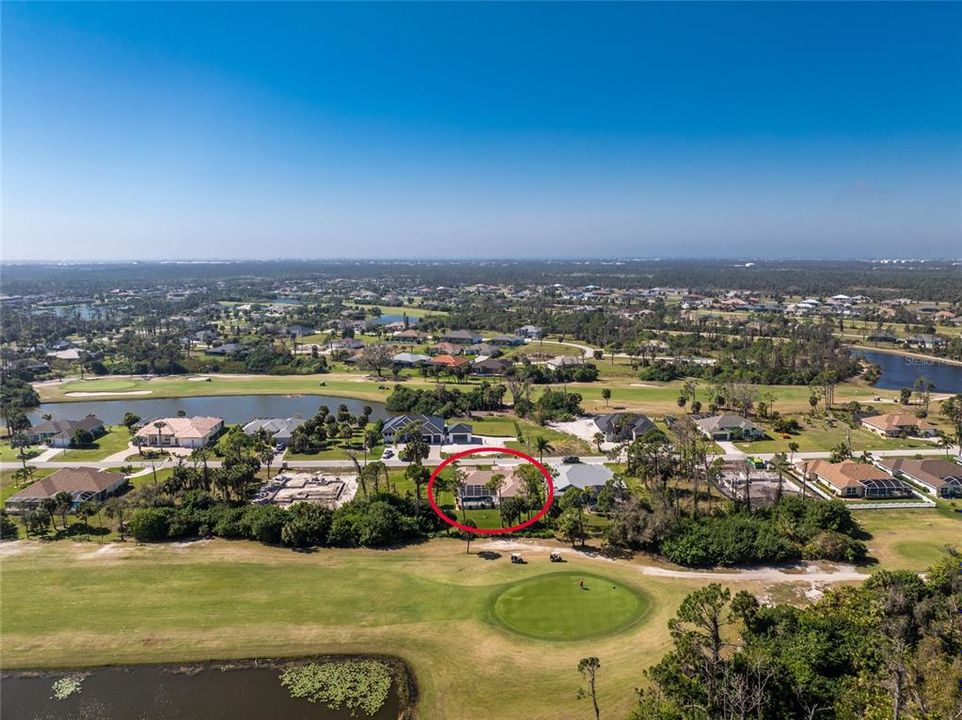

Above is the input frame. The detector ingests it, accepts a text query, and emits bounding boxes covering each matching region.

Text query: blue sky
[3,2,960,260]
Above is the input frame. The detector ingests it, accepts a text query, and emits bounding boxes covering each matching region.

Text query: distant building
[442,330,483,345]
[381,415,473,445]
[515,325,543,339]
[5,467,126,512]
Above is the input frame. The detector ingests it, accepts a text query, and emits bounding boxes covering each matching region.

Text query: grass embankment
[1,539,710,719]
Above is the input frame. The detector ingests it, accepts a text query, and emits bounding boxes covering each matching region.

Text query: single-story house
[429,342,462,356]
[457,468,524,509]
[428,354,471,371]
[861,413,938,438]
[547,355,584,369]
[442,330,483,345]
[332,338,365,350]
[806,459,912,498]
[27,415,106,448]
[5,467,127,512]
[242,417,305,448]
[205,342,247,356]
[516,325,543,339]
[593,413,655,443]
[381,415,474,445]
[471,357,513,376]
[906,334,947,350]
[390,329,426,343]
[694,415,765,442]
[135,416,224,449]
[877,458,962,498]
[552,462,615,497]
[392,352,431,367]
[466,343,501,357]
[489,335,525,346]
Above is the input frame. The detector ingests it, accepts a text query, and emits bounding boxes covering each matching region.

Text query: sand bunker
[65,390,154,397]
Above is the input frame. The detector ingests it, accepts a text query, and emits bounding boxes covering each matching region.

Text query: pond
[852,349,962,394]
[372,314,418,326]
[1,662,403,720]
[29,395,387,425]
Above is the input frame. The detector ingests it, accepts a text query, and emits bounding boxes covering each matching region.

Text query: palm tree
[788,441,800,465]
[486,472,506,509]
[533,436,553,463]
[152,420,167,450]
[258,442,275,480]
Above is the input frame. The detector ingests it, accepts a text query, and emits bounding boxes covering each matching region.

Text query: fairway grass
[0,539,727,719]
[489,572,648,641]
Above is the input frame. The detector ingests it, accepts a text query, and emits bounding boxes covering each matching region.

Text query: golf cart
[549,552,564,563]
[510,553,526,564]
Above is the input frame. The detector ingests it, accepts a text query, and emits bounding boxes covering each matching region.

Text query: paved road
[2,446,957,472]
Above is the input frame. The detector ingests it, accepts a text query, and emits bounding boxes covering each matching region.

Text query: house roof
[447,422,474,434]
[7,467,125,503]
[862,413,936,433]
[443,330,481,340]
[31,415,104,437]
[593,413,655,437]
[547,355,583,368]
[382,414,446,435]
[551,463,614,492]
[877,459,962,491]
[430,354,471,367]
[135,416,223,439]
[695,414,762,435]
[460,469,524,498]
[392,352,431,364]
[808,460,895,490]
[243,417,304,437]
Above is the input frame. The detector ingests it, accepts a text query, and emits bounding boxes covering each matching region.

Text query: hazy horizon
[3,2,960,261]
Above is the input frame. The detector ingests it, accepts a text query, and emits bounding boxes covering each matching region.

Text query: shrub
[802,531,868,563]
[127,508,171,542]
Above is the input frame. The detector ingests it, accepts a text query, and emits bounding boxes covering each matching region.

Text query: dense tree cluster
[634,555,962,720]
[386,382,506,417]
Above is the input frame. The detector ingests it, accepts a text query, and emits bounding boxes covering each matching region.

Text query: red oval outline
[426,446,555,535]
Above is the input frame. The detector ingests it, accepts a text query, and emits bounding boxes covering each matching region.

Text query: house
[205,342,246,356]
[242,417,305,448]
[516,325,543,339]
[391,352,431,367]
[489,335,525,346]
[806,459,912,498]
[381,415,473,445]
[471,357,513,376]
[866,333,899,343]
[457,469,524,509]
[876,458,962,498]
[906,334,947,350]
[5,467,126,512]
[593,413,655,443]
[861,413,938,438]
[27,415,106,448]
[428,354,471,371]
[135,416,224,449]
[694,415,765,442]
[390,329,425,343]
[284,324,316,337]
[429,342,462,356]
[547,355,583,369]
[552,462,615,498]
[332,338,365,351]
[466,343,501,357]
[442,330,483,345]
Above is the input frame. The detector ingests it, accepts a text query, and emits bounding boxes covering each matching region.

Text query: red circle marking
[426,446,555,535]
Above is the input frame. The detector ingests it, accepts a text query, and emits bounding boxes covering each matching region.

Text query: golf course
[1,537,759,719]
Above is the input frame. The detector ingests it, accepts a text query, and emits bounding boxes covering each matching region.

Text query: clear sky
[2,2,960,261]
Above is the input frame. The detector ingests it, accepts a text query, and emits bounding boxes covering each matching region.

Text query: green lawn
[733,420,937,454]
[0,539,711,719]
[488,571,649,641]
[0,444,41,462]
[55,426,132,461]
[857,509,962,570]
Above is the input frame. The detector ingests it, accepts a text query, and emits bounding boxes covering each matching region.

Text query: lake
[853,349,962,393]
[373,313,418,326]
[29,395,387,425]
[1,663,402,720]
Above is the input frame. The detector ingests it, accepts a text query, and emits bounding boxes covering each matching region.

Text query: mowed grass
[0,539,719,719]
[489,572,648,641]
[858,509,962,571]
[55,426,132,461]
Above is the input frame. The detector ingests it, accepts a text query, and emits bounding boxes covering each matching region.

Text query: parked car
[383,449,394,459]
[561,456,581,464]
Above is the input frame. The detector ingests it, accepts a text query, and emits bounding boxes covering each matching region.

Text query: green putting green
[488,572,649,641]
